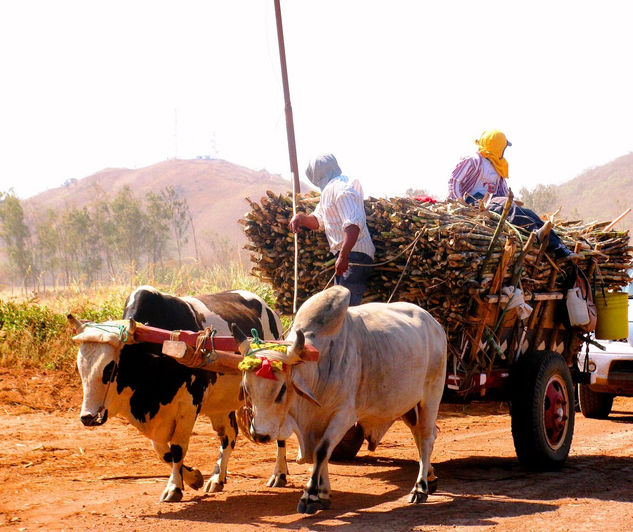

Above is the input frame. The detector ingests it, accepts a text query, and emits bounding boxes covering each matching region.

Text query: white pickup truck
[578,283,633,418]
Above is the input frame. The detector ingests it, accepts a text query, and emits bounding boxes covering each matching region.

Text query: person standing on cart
[289,153,375,305]
[448,129,576,260]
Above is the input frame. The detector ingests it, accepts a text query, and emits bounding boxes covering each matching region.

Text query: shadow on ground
[147,453,633,530]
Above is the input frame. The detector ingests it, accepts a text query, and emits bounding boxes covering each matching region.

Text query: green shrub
[0,299,74,370]
[0,292,126,371]
[0,299,66,342]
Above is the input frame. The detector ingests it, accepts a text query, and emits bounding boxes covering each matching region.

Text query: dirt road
[1,368,632,531]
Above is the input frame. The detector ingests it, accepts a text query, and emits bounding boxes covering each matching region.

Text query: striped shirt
[448,153,509,200]
[312,175,375,259]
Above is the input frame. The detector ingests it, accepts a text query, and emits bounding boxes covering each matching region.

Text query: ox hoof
[187,469,204,490]
[161,487,183,503]
[297,497,331,514]
[428,477,438,495]
[408,489,428,504]
[267,473,287,488]
[204,478,225,493]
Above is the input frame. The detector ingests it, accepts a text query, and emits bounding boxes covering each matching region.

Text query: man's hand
[289,213,319,233]
[335,224,360,276]
[335,252,349,276]
[289,213,304,233]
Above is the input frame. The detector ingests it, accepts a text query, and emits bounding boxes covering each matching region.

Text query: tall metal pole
[274,0,300,314]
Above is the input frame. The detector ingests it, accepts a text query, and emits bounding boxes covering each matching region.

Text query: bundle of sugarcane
[241,192,632,336]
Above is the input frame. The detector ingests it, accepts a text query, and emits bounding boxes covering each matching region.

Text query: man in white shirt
[289,153,375,305]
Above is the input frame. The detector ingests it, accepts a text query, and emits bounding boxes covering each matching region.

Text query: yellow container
[595,291,629,340]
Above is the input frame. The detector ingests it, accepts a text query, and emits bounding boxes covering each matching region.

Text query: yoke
[118,320,319,372]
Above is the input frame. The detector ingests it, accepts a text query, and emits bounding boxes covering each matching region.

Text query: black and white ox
[234,285,447,514]
[71,286,287,502]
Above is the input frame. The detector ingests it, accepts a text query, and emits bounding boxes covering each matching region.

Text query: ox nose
[250,423,271,444]
[80,409,108,426]
[253,433,271,444]
[80,414,97,426]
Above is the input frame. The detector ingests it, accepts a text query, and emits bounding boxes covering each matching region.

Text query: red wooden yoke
[128,321,319,372]
[134,322,243,352]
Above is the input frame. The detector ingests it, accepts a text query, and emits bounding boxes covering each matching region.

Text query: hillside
[21,153,633,269]
[556,152,633,232]
[24,158,311,263]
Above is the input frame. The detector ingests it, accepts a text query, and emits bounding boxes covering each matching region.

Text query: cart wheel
[330,424,364,462]
[578,383,614,419]
[510,350,575,470]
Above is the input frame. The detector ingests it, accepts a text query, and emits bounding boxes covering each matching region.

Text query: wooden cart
[445,285,589,470]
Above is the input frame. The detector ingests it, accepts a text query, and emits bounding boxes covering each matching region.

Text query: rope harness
[84,322,130,343]
[194,327,219,366]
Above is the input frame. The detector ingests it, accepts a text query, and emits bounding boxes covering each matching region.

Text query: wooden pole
[274,0,300,314]
[274,0,300,194]
[603,208,631,232]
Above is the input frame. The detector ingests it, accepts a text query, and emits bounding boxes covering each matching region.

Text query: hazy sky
[1,1,632,201]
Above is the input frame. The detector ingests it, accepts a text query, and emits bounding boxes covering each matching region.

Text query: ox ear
[290,370,321,407]
[294,286,350,336]
[231,323,250,356]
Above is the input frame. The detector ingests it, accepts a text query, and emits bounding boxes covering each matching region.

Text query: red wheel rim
[543,375,569,450]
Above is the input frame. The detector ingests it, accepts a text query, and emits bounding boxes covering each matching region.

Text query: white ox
[234,285,447,514]
[71,286,288,503]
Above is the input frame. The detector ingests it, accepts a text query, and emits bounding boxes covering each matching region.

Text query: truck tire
[578,383,614,419]
[330,424,364,462]
[510,350,575,470]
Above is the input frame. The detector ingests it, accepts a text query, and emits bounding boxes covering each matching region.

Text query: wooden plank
[484,292,563,304]
[530,268,560,351]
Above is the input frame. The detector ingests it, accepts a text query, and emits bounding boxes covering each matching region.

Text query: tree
[91,199,118,279]
[518,185,560,214]
[34,209,60,289]
[144,192,172,266]
[405,187,432,198]
[58,207,103,285]
[0,191,34,292]
[110,186,148,269]
[161,186,191,267]
[204,230,233,266]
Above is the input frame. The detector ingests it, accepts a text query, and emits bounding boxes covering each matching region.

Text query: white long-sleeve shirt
[311,175,375,259]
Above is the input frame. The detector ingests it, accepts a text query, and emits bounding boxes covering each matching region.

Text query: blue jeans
[487,197,570,256]
[334,252,373,306]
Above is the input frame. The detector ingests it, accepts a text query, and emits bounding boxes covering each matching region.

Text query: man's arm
[289,212,320,232]
[448,156,480,200]
[335,224,360,276]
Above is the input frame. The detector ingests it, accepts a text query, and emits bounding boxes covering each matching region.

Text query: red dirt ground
[1,367,632,531]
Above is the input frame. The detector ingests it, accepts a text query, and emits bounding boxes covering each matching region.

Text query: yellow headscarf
[476,129,510,179]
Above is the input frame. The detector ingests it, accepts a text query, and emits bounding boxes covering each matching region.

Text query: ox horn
[67,314,85,334]
[293,329,305,353]
[230,323,250,356]
[285,329,306,365]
